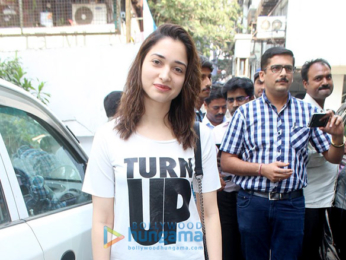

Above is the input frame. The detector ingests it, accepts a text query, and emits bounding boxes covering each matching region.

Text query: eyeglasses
[202,74,212,80]
[227,96,249,103]
[264,64,295,74]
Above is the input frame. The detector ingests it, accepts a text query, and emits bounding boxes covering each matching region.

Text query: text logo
[104,226,125,248]
[128,222,203,244]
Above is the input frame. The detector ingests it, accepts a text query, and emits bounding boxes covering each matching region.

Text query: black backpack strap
[193,121,203,177]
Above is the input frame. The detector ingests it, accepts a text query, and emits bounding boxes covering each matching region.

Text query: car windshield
[0,106,82,182]
[0,105,90,217]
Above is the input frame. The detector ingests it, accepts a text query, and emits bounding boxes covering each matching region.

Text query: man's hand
[218,174,226,191]
[261,162,293,183]
[320,112,345,164]
[319,111,344,137]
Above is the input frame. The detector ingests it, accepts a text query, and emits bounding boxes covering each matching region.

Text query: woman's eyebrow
[151,53,187,68]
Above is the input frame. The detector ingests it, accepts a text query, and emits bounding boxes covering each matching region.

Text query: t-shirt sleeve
[193,124,221,193]
[219,109,245,155]
[82,125,115,198]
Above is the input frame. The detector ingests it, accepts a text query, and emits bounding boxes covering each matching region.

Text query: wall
[286,0,346,110]
[1,43,141,154]
[286,0,346,67]
[233,34,252,77]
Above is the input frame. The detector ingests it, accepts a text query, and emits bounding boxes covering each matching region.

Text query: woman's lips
[154,84,171,91]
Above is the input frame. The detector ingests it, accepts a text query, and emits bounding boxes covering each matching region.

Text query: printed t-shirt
[82,120,220,260]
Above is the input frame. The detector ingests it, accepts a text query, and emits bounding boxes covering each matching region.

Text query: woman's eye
[152,59,161,65]
[174,67,184,74]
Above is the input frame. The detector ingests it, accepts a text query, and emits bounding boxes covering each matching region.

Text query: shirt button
[278,130,282,135]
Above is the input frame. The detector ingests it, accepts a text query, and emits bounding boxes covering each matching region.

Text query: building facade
[234,0,345,111]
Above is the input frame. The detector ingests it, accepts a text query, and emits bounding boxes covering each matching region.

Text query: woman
[83,23,221,260]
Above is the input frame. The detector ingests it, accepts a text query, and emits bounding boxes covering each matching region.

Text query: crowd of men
[196,47,346,260]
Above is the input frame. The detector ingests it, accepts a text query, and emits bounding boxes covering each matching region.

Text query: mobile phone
[308,113,329,127]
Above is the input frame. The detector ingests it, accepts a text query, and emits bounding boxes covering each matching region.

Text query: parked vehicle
[0,78,92,260]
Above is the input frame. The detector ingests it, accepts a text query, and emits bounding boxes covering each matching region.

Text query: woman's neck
[136,99,175,140]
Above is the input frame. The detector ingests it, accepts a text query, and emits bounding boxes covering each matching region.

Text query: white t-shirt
[83,121,220,260]
[212,120,240,193]
[202,115,226,130]
[303,94,338,208]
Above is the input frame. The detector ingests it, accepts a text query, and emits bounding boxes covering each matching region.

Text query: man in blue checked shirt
[220,47,344,260]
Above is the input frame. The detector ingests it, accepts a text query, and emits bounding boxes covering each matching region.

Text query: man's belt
[243,189,303,200]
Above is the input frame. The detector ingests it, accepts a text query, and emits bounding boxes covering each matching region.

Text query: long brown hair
[115,23,201,149]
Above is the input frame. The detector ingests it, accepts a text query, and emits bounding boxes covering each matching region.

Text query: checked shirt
[220,92,331,193]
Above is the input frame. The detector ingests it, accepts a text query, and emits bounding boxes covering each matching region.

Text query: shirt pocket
[290,125,310,151]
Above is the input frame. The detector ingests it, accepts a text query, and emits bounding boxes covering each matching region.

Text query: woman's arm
[92,195,115,260]
[196,191,222,260]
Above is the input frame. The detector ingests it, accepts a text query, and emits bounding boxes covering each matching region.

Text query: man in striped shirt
[220,47,344,260]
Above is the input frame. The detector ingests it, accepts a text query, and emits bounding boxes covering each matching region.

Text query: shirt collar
[202,115,226,129]
[261,90,292,110]
[303,93,324,112]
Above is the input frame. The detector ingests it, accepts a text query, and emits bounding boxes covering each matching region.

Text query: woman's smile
[154,83,171,91]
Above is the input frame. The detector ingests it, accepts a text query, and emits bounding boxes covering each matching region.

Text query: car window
[0,106,91,217]
[0,181,11,225]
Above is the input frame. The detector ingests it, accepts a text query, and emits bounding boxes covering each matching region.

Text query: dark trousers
[237,189,305,260]
[330,207,346,260]
[217,190,244,260]
[300,208,327,260]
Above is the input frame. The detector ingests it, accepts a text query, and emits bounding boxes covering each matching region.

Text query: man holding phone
[220,47,344,259]
[300,58,339,259]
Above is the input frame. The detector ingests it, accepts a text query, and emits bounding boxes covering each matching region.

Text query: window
[0,182,10,225]
[0,106,91,217]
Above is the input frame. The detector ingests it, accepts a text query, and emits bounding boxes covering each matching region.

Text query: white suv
[0,79,92,260]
